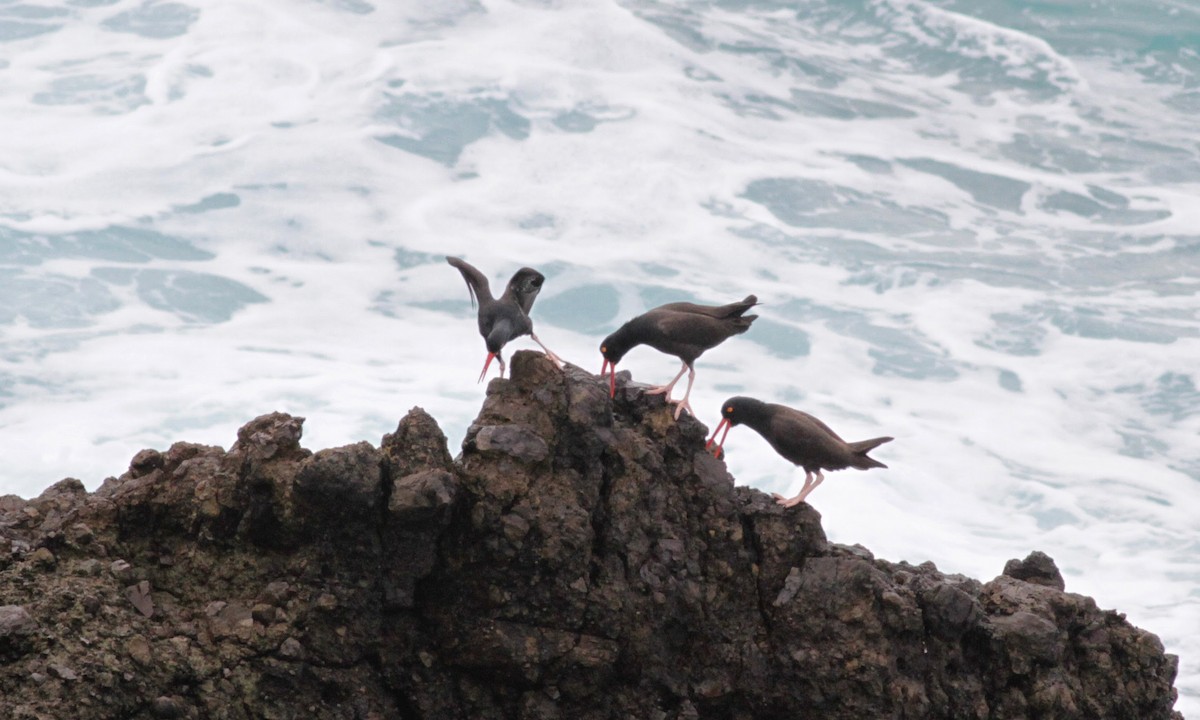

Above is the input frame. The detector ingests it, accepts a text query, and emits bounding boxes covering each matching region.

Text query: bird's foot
[644,385,674,400]
[670,398,693,420]
[771,493,805,508]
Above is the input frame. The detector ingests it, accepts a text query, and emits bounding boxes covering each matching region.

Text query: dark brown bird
[599,296,758,419]
[447,256,562,382]
[706,396,892,506]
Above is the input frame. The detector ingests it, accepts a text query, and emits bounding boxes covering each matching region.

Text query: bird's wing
[650,310,723,337]
[446,256,494,309]
[515,288,540,316]
[771,407,846,446]
[636,311,733,360]
[654,295,759,319]
[503,268,545,316]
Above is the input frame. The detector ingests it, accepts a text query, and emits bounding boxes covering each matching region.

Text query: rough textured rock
[0,351,1182,719]
[1003,549,1067,590]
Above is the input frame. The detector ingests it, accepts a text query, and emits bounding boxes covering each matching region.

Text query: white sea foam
[1,0,1197,712]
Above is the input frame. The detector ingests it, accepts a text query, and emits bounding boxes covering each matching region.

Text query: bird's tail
[725,295,760,333]
[730,294,759,317]
[847,436,893,469]
[731,314,757,334]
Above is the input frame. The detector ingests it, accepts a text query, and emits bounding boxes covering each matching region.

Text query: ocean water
[2,0,1198,712]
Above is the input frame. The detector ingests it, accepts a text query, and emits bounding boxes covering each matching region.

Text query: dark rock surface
[1003,550,1067,591]
[0,351,1182,719]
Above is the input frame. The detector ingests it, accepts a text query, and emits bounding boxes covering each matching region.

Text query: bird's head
[719,397,758,426]
[598,330,632,398]
[706,396,758,456]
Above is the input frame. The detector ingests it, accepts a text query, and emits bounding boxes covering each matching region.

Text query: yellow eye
[601,346,607,353]
[726,406,733,413]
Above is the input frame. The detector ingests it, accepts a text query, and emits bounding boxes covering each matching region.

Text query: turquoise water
[1,0,1198,712]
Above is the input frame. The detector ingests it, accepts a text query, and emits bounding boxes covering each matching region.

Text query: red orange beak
[705,417,732,457]
[478,352,498,383]
[600,358,616,398]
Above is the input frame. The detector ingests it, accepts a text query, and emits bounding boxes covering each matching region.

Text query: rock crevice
[0,351,1182,719]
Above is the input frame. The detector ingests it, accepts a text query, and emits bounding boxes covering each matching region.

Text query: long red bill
[478,352,498,383]
[601,358,616,398]
[705,418,731,455]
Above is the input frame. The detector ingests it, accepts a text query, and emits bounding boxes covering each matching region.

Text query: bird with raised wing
[447,256,563,382]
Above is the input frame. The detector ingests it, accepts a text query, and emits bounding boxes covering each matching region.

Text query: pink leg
[772,470,820,508]
[530,331,564,369]
[669,365,697,420]
[796,470,825,503]
[646,361,688,401]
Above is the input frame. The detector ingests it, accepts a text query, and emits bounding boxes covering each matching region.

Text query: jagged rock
[0,351,1183,719]
[1003,549,1067,590]
[129,449,163,477]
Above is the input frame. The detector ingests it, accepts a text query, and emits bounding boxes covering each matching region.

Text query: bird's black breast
[480,304,532,351]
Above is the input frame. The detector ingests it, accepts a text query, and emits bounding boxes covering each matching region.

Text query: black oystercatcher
[706,396,892,507]
[599,296,758,419]
[447,256,563,382]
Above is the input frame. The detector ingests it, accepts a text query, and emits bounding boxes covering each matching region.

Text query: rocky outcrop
[0,351,1182,719]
